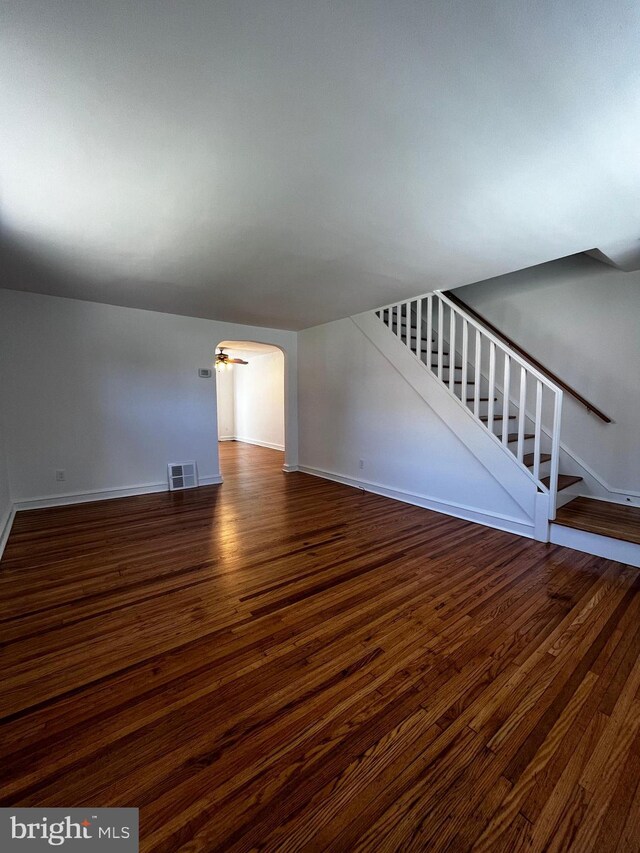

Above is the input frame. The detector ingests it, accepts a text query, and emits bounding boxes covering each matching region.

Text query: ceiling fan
[215,347,248,372]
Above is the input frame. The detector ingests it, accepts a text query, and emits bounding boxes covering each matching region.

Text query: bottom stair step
[554,497,640,546]
[541,474,583,491]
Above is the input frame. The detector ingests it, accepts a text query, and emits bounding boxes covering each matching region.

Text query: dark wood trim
[444,290,612,423]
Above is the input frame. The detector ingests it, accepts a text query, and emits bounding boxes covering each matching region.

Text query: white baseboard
[298,465,535,540]
[199,475,224,486]
[282,464,299,473]
[13,482,168,511]
[550,523,640,568]
[12,475,223,512]
[233,437,285,452]
[218,436,236,442]
[0,503,16,561]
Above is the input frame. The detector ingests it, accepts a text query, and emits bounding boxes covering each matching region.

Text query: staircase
[374,291,582,524]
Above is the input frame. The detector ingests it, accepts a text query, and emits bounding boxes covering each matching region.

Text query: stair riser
[534,460,552,477]
[432,367,481,381]
[484,426,518,445]
[489,432,553,474]
[427,361,464,373]
[396,339,460,365]
[390,332,486,382]
[388,324,421,338]
[495,445,553,477]
[455,397,499,416]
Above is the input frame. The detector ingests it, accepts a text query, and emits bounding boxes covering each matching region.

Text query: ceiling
[1,0,639,330]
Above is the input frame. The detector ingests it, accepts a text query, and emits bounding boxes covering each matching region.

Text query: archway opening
[214,340,286,480]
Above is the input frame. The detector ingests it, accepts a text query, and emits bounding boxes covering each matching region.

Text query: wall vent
[168,461,198,491]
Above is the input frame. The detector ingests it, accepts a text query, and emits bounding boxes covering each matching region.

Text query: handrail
[443,290,612,424]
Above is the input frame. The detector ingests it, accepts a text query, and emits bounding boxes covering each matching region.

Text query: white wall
[0,418,12,554]
[298,317,533,532]
[216,367,236,440]
[456,255,640,497]
[0,290,298,507]
[233,351,285,451]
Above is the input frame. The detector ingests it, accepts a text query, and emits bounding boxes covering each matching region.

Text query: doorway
[215,340,286,477]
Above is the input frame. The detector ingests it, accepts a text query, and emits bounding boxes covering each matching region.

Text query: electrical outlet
[55,469,66,482]
[358,459,364,470]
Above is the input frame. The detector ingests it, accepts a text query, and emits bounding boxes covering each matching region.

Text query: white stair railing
[375,291,563,519]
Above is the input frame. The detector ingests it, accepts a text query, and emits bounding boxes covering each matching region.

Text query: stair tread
[480,414,516,421]
[523,452,551,467]
[466,396,497,402]
[507,433,535,442]
[554,497,640,545]
[541,474,583,491]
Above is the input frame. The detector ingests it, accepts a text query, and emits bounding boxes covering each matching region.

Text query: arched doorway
[214,340,286,480]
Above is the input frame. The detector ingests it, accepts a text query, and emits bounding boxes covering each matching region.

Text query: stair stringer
[352,311,544,534]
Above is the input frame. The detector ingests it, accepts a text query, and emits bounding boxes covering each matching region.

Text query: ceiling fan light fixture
[215,347,248,371]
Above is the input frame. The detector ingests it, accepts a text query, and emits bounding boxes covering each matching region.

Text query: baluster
[517,367,526,462]
[533,380,543,482]
[549,390,563,519]
[415,298,422,358]
[426,295,433,364]
[449,304,456,392]
[502,355,511,444]
[474,330,481,418]
[404,302,410,346]
[461,319,468,404]
[437,297,444,380]
[487,342,496,433]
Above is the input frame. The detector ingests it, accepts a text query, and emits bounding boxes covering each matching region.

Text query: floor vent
[168,461,198,491]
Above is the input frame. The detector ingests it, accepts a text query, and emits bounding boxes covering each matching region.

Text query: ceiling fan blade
[228,358,249,364]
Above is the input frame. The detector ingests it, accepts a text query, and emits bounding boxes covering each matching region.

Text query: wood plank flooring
[556,496,640,545]
[1,441,639,851]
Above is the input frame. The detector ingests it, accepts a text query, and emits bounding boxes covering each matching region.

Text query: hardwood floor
[556,496,640,545]
[1,441,639,851]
